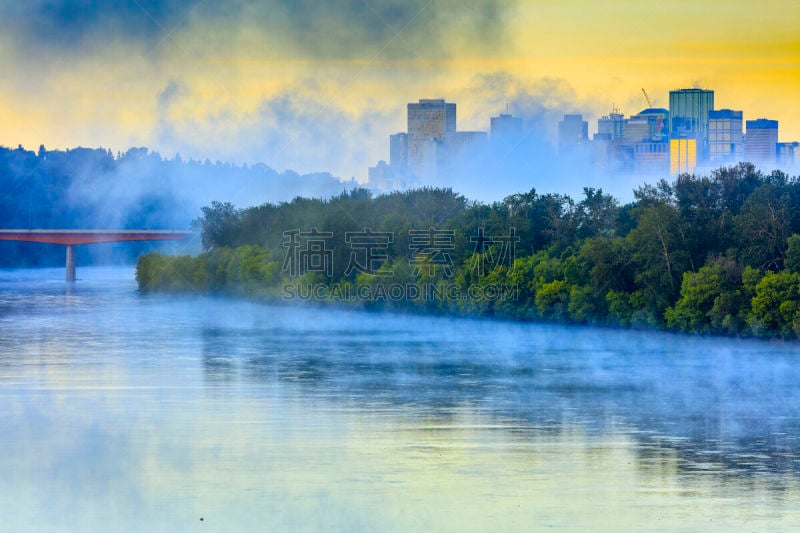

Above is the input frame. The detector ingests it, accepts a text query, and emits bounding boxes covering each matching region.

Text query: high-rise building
[708,109,743,163]
[670,138,697,175]
[407,99,456,176]
[669,88,714,137]
[490,113,523,142]
[558,114,588,154]
[778,142,799,168]
[597,112,625,141]
[745,118,778,165]
[389,133,408,169]
[669,88,714,160]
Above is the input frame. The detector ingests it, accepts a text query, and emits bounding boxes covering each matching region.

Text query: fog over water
[1,267,799,530]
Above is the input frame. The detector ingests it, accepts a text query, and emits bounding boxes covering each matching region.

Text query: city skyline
[0,1,798,183]
[369,85,797,194]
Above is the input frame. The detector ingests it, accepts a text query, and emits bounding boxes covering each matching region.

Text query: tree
[749,270,800,337]
[734,183,793,270]
[197,201,241,250]
[665,256,745,334]
[786,234,800,273]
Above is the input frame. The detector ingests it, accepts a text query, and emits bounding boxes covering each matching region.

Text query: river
[1,266,799,531]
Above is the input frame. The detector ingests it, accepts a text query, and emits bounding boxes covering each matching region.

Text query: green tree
[749,270,800,337]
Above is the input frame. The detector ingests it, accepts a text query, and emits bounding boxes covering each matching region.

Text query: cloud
[153,80,396,180]
[2,0,515,61]
[463,72,592,140]
[0,1,202,50]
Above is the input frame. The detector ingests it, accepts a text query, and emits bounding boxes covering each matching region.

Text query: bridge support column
[66,245,76,283]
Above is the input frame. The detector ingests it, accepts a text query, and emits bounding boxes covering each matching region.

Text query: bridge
[0,230,194,283]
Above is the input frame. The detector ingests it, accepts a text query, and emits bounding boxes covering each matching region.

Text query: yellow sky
[0,0,797,179]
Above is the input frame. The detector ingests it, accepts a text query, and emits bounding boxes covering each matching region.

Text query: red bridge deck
[0,229,194,283]
[0,229,193,245]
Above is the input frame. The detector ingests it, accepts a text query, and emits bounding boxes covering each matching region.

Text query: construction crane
[641,88,653,109]
[641,88,663,137]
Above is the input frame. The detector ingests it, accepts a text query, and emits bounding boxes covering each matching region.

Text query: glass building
[669,88,714,160]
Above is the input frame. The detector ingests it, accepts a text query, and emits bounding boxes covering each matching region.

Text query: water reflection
[1,267,799,530]
[195,318,800,484]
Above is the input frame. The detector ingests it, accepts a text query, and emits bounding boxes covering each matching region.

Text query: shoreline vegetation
[137,163,800,340]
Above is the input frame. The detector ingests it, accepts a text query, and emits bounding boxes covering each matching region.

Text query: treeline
[0,144,350,266]
[137,163,800,339]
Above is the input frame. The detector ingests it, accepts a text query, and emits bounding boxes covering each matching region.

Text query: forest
[137,162,800,339]
[0,144,349,266]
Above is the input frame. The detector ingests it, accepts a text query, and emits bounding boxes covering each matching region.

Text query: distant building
[389,133,408,169]
[441,131,488,156]
[490,113,523,140]
[634,141,670,174]
[591,134,611,169]
[708,109,743,163]
[610,143,634,173]
[368,160,393,190]
[417,138,440,182]
[777,141,799,168]
[623,116,653,143]
[407,99,456,177]
[558,114,588,154]
[745,118,779,166]
[597,112,625,141]
[670,138,697,175]
[669,88,714,160]
[636,108,670,138]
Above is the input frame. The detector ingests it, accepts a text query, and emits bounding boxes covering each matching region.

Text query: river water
[1,266,799,531]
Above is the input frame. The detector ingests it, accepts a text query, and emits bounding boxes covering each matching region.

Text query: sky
[0,0,798,186]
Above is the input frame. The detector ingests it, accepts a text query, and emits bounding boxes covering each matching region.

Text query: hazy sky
[1,0,798,182]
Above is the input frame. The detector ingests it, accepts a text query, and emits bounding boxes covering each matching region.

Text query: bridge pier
[66,244,76,283]
[0,230,193,285]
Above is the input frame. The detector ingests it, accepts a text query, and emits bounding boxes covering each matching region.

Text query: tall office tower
[558,114,588,154]
[389,133,408,169]
[597,112,625,140]
[670,138,697,175]
[745,119,779,165]
[708,109,744,163]
[407,99,456,176]
[669,88,714,160]
[490,113,523,140]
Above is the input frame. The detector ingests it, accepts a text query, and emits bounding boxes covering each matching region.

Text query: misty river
[1,266,800,531]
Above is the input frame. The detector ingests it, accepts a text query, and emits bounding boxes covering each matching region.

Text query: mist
[3,269,799,530]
